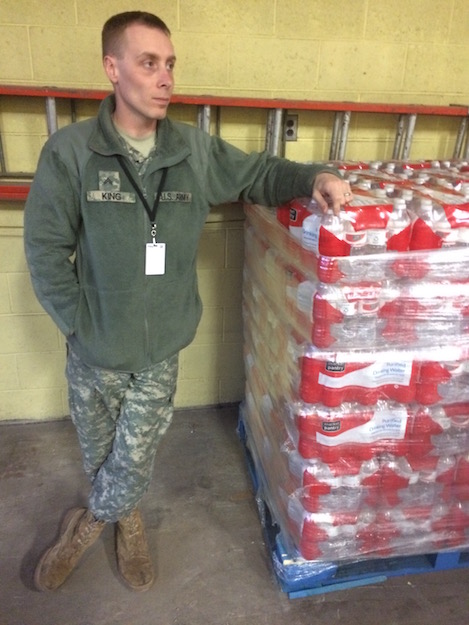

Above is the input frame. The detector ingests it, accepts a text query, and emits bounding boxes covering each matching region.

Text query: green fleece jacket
[24,95,338,372]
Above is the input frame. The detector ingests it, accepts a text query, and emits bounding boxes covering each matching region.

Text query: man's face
[104,23,176,132]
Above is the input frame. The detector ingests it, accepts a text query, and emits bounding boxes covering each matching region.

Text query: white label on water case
[145,243,166,275]
[318,359,413,389]
[316,406,408,446]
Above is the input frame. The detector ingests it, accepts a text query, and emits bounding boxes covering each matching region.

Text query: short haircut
[102,11,171,58]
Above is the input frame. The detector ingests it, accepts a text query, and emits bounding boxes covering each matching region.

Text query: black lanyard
[117,154,168,240]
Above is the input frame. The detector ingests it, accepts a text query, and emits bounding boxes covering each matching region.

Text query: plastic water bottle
[311,281,381,347]
[342,216,368,255]
[296,280,316,323]
[386,198,412,251]
[409,198,442,250]
[320,210,348,256]
[313,316,380,349]
[302,209,349,257]
[301,212,322,255]
[345,192,393,255]
[427,200,460,248]
[362,226,388,255]
[416,359,469,405]
[384,183,396,197]
[288,197,316,240]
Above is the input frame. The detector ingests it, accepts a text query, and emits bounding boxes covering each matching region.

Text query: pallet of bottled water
[241,159,469,592]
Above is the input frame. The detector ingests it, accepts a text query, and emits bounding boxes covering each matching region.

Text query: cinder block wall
[1,0,469,420]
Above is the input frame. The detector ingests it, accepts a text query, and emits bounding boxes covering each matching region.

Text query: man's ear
[103,55,118,84]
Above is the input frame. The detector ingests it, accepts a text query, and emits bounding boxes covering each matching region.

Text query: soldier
[24,11,352,592]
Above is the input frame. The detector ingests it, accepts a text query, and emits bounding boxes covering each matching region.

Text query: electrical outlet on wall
[284,114,298,141]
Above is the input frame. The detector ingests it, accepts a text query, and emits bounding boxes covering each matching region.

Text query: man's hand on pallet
[313,172,353,215]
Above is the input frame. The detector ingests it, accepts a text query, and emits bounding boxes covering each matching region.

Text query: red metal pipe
[0,84,467,116]
[0,183,30,201]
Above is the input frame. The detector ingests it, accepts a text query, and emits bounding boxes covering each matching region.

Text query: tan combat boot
[116,509,155,591]
[34,507,106,591]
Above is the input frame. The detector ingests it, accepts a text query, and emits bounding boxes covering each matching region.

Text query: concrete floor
[1,404,469,625]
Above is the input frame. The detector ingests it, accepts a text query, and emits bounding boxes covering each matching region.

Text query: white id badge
[145,243,166,275]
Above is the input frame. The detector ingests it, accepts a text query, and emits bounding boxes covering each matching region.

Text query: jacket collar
[89,94,191,167]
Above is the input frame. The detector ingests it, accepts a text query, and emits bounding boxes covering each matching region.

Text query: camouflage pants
[66,346,179,522]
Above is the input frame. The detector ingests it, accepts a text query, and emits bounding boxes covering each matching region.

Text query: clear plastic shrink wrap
[242,160,469,566]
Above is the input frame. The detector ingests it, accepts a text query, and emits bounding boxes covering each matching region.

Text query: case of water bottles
[242,159,469,571]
